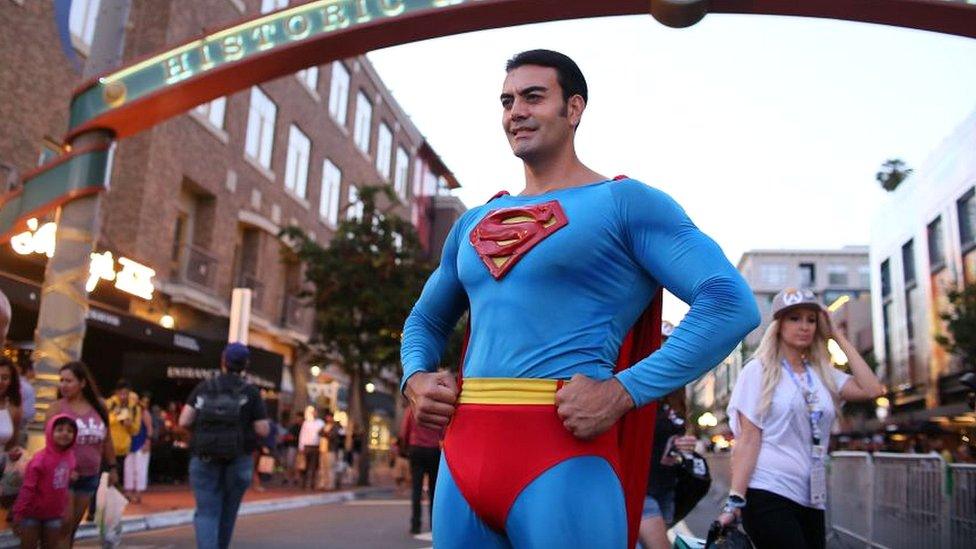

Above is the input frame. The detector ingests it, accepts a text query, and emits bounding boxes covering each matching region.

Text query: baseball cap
[770,288,825,319]
[223,342,250,371]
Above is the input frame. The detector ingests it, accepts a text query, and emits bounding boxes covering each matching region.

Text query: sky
[367,13,976,322]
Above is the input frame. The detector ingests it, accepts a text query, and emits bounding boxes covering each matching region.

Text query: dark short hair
[115,378,131,391]
[506,49,588,104]
[52,416,78,433]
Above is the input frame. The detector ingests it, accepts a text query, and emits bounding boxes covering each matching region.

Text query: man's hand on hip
[555,374,635,439]
[405,371,458,430]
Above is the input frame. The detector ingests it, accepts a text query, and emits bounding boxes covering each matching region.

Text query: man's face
[500,65,579,162]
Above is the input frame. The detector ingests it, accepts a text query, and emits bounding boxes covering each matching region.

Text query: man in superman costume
[400,50,759,548]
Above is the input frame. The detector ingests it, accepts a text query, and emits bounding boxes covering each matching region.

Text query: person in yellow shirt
[105,379,142,490]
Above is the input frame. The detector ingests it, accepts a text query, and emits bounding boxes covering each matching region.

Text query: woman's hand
[818,310,835,340]
[717,509,740,527]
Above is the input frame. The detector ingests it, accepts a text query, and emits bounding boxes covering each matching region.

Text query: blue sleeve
[399,216,469,393]
[611,181,760,407]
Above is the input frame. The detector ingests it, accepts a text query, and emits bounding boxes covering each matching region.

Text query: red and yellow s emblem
[469,201,568,279]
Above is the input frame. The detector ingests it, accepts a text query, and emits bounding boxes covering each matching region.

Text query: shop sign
[166,365,277,390]
[10,218,156,300]
[86,308,121,327]
[173,334,201,351]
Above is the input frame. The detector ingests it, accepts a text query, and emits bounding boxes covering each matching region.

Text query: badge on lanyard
[782,359,828,505]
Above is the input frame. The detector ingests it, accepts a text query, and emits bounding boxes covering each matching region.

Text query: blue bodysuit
[401,178,759,548]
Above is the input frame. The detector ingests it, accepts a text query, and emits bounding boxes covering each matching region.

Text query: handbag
[672,451,711,525]
[705,521,755,549]
[258,454,276,475]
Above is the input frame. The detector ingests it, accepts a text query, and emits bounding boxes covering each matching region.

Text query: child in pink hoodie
[12,414,77,548]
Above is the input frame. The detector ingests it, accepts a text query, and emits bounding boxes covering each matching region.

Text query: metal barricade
[829,452,874,546]
[948,464,976,549]
[871,452,945,549]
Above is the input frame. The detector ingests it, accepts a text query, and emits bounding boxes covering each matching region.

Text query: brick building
[0,0,463,422]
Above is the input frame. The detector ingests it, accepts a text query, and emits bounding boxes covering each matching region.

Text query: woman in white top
[719,288,885,549]
[0,357,23,467]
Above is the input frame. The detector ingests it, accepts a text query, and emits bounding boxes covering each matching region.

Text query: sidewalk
[0,471,395,548]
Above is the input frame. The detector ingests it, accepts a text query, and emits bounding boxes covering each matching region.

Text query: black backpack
[191,377,247,461]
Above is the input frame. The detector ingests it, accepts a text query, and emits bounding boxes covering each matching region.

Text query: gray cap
[770,288,825,319]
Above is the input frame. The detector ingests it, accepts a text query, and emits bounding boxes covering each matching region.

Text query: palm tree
[875,159,913,192]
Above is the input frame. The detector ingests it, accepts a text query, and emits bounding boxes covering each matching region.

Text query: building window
[284,125,310,198]
[260,0,288,14]
[928,216,945,271]
[297,67,318,92]
[760,263,788,286]
[353,91,372,154]
[394,146,410,198]
[320,160,341,227]
[827,265,848,286]
[880,259,891,298]
[375,123,393,179]
[244,87,276,170]
[958,188,975,250]
[857,265,871,287]
[901,239,916,286]
[194,97,226,129]
[328,62,350,126]
[69,0,100,48]
[347,185,363,220]
[799,263,816,288]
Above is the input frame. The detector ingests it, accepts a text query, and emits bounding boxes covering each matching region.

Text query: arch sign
[1,0,975,239]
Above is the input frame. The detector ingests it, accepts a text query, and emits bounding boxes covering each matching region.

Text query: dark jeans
[409,446,440,530]
[189,454,253,549]
[742,488,825,549]
[301,446,320,489]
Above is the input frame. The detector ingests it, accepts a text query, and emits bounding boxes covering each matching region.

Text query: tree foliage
[876,158,913,192]
[935,282,976,371]
[280,184,432,485]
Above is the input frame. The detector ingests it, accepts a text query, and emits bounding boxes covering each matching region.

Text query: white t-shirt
[298,418,326,447]
[727,358,851,509]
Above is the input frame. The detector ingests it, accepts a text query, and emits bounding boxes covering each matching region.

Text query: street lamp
[310,365,321,377]
[697,412,718,428]
[365,382,375,393]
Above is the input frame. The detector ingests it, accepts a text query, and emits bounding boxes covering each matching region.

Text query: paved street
[70,456,733,548]
[78,492,432,549]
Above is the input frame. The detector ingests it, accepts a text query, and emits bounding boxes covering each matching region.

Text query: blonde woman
[719,288,884,549]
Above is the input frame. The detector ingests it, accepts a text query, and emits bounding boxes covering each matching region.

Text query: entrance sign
[64,0,976,144]
[1,1,972,241]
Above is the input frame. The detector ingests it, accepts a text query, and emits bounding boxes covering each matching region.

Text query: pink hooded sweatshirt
[13,413,77,521]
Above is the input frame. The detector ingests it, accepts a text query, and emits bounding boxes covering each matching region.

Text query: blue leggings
[432,454,627,548]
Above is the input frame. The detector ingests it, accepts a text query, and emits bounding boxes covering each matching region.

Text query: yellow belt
[458,377,560,405]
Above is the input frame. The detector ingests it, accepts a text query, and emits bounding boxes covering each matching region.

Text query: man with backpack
[179,343,270,549]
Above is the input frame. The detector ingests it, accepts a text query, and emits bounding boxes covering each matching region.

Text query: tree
[875,158,913,192]
[935,282,976,372]
[281,184,432,486]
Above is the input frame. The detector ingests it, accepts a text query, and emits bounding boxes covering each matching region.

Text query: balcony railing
[177,245,218,291]
[280,294,311,332]
[236,273,264,311]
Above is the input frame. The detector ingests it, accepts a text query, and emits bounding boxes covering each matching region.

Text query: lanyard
[781,359,824,448]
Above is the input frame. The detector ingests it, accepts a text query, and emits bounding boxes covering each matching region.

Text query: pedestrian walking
[0,357,24,523]
[123,394,153,503]
[719,288,886,549]
[179,343,270,549]
[298,408,326,490]
[105,380,142,486]
[638,389,697,549]
[46,361,117,547]
[11,415,76,549]
[281,412,302,486]
[400,405,440,535]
